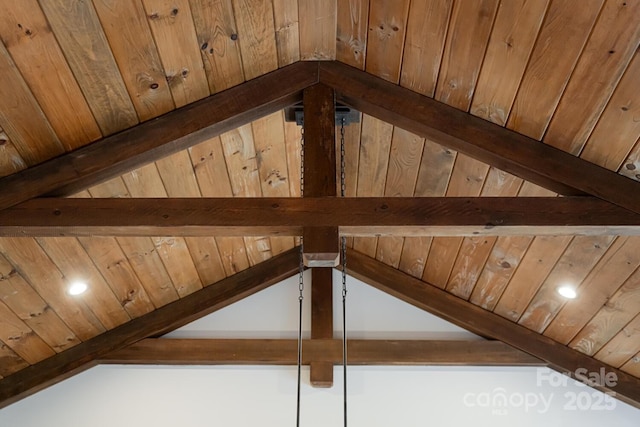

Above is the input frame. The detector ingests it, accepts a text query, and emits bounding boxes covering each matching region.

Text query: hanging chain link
[296,122,304,427]
[340,117,348,427]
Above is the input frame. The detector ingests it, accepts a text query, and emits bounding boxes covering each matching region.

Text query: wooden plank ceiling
[0,0,640,409]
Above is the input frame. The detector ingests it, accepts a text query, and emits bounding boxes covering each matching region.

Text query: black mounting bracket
[284,102,361,126]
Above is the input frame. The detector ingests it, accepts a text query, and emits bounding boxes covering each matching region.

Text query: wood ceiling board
[400,0,452,97]
[365,0,410,83]
[102,338,543,366]
[0,61,318,210]
[93,0,175,122]
[39,0,139,135]
[435,0,499,111]
[543,0,640,155]
[0,0,102,150]
[470,0,549,125]
[347,249,640,409]
[189,0,246,93]
[0,253,80,354]
[0,41,63,165]
[336,0,370,69]
[581,51,640,170]
[298,0,337,60]
[621,138,640,182]
[0,345,28,378]
[506,0,604,140]
[4,196,640,236]
[232,0,278,80]
[272,0,300,66]
[0,130,26,178]
[543,237,640,344]
[0,247,300,410]
[319,61,640,213]
[0,301,55,364]
[595,313,640,367]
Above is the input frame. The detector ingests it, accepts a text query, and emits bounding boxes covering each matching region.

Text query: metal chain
[340,117,348,427]
[296,123,304,427]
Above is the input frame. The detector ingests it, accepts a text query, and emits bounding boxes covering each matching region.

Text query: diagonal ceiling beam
[0,248,300,410]
[318,61,640,215]
[0,61,319,211]
[346,249,640,409]
[3,197,640,237]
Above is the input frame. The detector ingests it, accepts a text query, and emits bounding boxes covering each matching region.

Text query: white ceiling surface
[0,271,638,426]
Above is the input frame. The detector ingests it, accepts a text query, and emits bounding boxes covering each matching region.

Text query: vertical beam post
[302,83,338,387]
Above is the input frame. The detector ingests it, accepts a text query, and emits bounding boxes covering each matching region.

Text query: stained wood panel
[0,238,105,341]
[570,266,640,356]
[142,0,210,107]
[621,139,640,182]
[298,0,336,60]
[336,0,369,69]
[232,0,278,80]
[272,0,300,66]
[400,0,452,97]
[93,0,175,121]
[544,237,640,344]
[376,129,423,268]
[470,0,549,125]
[353,115,393,257]
[189,0,245,92]
[0,253,80,353]
[364,0,410,83]
[518,236,616,333]
[0,345,28,378]
[190,136,250,275]
[0,41,63,164]
[595,313,640,367]
[435,0,499,111]
[0,129,26,178]
[0,0,101,150]
[544,0,640,154]
[581,51,640,170]
[507,0,604,139]
[0,301,55,364]
[39,0,138,134]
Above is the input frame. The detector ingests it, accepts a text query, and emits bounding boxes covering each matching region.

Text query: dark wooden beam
[311,268,334,387]
[0,62,319,211]
[302,83,339,267]
[3,197,640,237]
[0,248,300,410]
[101,338,544,366]
[318,61,640,215]
[346,250,640,409]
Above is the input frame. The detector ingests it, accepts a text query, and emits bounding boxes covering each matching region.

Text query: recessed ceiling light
[68,281,88,296]
[558,285,577,299]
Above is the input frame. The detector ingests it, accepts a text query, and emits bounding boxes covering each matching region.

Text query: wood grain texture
[39,0,138,135]
[0,128,26,178]
[595,313,640,367]
[232,0,278,80]
[93,0,175,121]
[0,253,80,353]
[365,0,410,83]
[319,61,640,213]
[103,338,543,366]
[0,238,105,341]
[336,0,369,69]
[0,41,63,164]
[0,248,300,410]
[581,51,640,170]
[506,0,604,139]
[435,0,499,110]
[544,237,640,344]
[189,0,245,92]
[0,0,101,150]
[142,0,210,107]
[310,268,333,387]
[0,301,55,364]
[544,0,640,154]
[0,61,317,210]
[347,249,640,409]
[621,138,640,183]
[272,0,300,66]
[470,0,549,125]
[400,0,453,97]
[518,235,615,333]
[298,0,337,60]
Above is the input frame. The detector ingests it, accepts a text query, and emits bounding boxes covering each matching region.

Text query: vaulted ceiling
[0,0,640,412]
